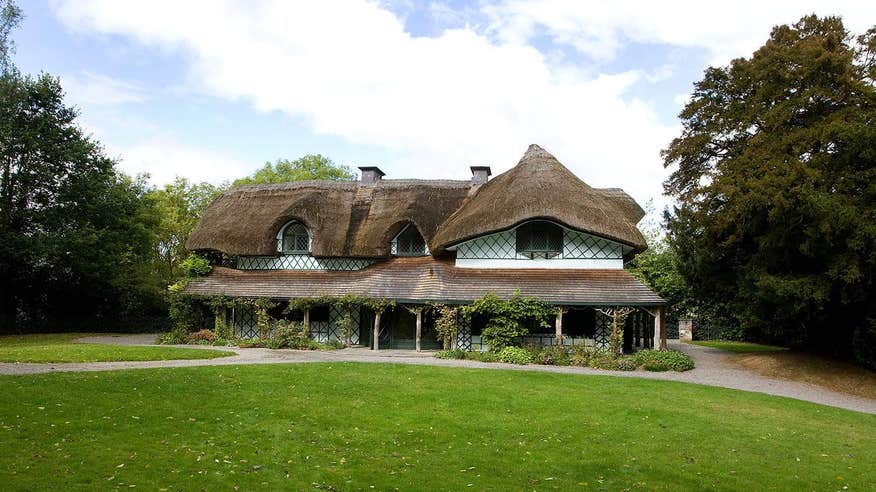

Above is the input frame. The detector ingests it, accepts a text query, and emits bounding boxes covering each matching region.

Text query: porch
[229,301,667,353]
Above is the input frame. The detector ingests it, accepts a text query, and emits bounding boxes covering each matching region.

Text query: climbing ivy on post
[431,303,460,350]
[596,307,635,356]
[252,298,277,339]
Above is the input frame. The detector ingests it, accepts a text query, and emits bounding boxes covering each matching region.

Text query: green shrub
[272,320,309,349]
[265,338,283,350]
[212,338,230,347]
[587,350,617,370]
[238,339,267,348]
[533,345,571,366]
[633,349,695,372]
[323,339,346,350]
[615,357,638,371]
[570,345,593,367]
[466,350,498,362]
[185,329,215,344]
[497,346,533,365]
[156,328,187,345]
[435,349,467,360]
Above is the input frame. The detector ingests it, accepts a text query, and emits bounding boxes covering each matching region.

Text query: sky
[11,1,876,216]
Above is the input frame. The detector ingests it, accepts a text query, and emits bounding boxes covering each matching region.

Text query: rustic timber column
[659,307,667,350]
[303,308,310,334]
[415,308,423,352]
[373,311,381,351]
[554,307,567,345]
[653,307,663,350]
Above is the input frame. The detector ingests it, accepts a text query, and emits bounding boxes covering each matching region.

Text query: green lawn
[0,333,233,363]
[0,364,872,490]
[690,340,788,353]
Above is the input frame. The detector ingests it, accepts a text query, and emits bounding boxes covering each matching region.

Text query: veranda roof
[184,257,665,306]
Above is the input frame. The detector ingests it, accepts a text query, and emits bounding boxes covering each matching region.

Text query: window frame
[515,221,563,259]
[391,223,428,257]
[278,221,311,255]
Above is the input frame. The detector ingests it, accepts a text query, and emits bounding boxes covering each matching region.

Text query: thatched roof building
[185,144,666,351]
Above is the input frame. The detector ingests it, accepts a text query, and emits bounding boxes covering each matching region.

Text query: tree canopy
[0,72,164,332]
[232,154,356,186]
[663,15,876,367]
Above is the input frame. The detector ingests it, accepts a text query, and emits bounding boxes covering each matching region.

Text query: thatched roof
[187,180,472,257]
[431,145,646,253]
[187,144,647,257]
[185,257,665,306]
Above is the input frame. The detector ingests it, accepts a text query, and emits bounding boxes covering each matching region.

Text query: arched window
[516,221,563,259]
[279,221,310,254]
[392,224,428,256]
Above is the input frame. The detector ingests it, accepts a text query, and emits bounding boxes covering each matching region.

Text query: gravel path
[1,335,874,414]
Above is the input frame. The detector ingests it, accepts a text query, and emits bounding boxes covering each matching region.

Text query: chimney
[358,166,385,184]
[470,166,491,185]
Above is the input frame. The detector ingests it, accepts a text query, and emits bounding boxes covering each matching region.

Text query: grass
[0,333,234,363]
[690,340,788,353]
[0,363,873,490]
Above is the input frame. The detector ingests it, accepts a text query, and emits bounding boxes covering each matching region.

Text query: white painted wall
[455,258,623,269]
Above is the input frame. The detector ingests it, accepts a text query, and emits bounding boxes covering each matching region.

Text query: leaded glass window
[280,221,310,254]
[392,224,428,256]
[515,221,562,259]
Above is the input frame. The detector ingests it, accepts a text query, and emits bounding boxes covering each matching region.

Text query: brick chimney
[358,166,385,184]
[470,166,491,185]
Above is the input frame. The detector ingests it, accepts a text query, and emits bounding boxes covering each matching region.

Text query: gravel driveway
[1,335,874,414]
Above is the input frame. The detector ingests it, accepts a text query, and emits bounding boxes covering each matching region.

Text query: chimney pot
[470,166,491,185]
[358,166,385,184]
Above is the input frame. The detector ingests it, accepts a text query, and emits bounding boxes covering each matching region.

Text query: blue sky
[11,1,875,213]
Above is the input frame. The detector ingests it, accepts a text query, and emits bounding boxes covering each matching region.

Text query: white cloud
[62,0,874,214]
[61,71,148,106]
[484,1,876,64]
[106,137,250,186]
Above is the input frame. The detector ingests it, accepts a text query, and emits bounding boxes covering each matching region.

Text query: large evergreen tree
[663,15,876,366]
[0,72,163,332]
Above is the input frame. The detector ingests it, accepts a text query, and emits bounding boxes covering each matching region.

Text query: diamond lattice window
[515,221,563,259]
[391,224,428,256]
[280,222,310,254]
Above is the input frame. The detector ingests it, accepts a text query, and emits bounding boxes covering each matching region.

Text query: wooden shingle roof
[185,257,665,306]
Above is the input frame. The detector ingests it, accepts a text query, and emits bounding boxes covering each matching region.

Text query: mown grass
[0,333,233,363]
[0,363,873,490]
[691,340,788,353]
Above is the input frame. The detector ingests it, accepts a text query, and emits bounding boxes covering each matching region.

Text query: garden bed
[436,344,695,372]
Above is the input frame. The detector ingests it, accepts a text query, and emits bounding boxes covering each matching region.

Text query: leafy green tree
[627,208,693,322]
[0,0,21,73]
[662,15,876,366]
[0,71,164,332]
[147,178,225,284]
[233,154,355,186]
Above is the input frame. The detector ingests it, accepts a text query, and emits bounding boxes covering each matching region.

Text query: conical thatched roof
[186,144,646,258]
[431,145,646,253]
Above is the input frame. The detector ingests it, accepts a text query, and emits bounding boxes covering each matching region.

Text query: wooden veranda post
[653,307,663,350]
[659,306,667,350]
[415,308,423,352]
[555,307,567,345]
[373,311,381,351]
[303,308,310,333]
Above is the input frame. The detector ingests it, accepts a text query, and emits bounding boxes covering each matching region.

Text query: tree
[0,71,163,332]
[147,178,225,285]
[662,15,876,366]
[0,0,21,73]
[233,154,355,186]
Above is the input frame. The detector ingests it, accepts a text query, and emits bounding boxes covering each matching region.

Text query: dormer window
[516,221,562,259]
[279,221,310,254]
[392,224,428,256]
